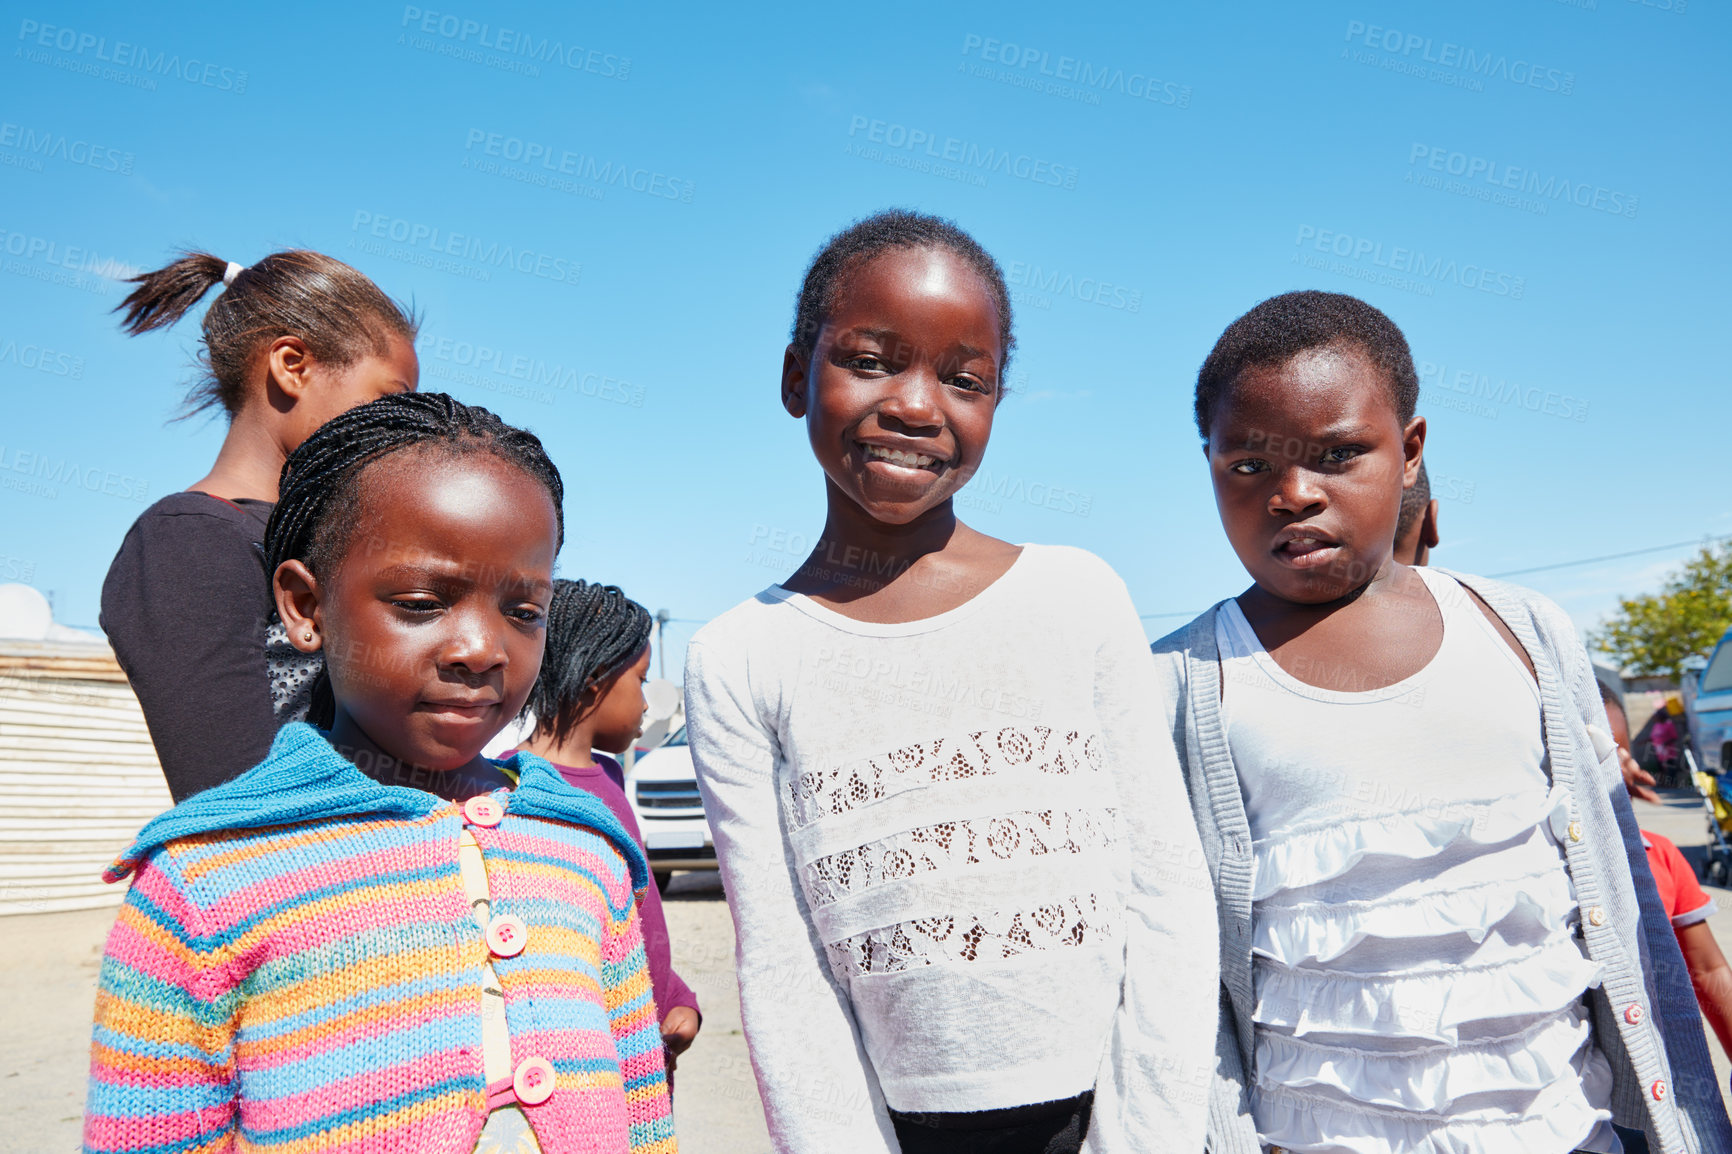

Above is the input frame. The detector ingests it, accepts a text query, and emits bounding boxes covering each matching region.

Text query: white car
[626,725,716,891]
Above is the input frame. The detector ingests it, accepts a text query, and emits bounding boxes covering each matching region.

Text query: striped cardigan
[84,722,678,1154]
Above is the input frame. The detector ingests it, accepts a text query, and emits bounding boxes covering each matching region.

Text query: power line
[1488,534,1729,579]
[1136,534,1730,620]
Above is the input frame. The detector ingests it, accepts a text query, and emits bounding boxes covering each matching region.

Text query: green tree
[1595,542,1732,681]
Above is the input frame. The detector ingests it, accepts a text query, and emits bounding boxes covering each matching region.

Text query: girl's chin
[1256,572,1366,606]
[848,484,956,523]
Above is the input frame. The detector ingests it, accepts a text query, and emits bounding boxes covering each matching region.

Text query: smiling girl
[83,393,676,1154]
[684,210,1216,1153]
[1163,291,1730,1154]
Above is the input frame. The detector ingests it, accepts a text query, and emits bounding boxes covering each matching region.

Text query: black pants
[890,1092,1093,1154]
[1583,1125,1650,1154]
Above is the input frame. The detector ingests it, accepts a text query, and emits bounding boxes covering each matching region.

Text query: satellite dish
[643,678,681,723]
[0,584,53,640]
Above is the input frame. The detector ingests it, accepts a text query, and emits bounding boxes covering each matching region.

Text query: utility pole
[655,609,670,680]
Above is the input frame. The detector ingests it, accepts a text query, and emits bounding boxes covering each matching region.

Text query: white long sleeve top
[684,544,1217,1153]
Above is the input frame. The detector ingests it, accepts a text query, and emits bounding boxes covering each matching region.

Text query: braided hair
[790,208,1015,388]
[522,579,653,744]
[263,391,565,727]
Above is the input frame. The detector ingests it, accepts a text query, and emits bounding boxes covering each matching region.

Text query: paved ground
[5,795,1731,1153]
[659,871,774,1153]
[0,871,771,1154]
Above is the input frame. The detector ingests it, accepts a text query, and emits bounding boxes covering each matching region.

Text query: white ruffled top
[1220,567,1618,1154]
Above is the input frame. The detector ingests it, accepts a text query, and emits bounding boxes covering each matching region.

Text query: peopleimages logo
[0,444,150,502]
[1293,226,1525,299]
[959,34,1191,107]
[1419,360,1589,422]
[1005,260,1141,313]
[462,129,694,203]
[1406,144,1637,219]
[0,229,136,280]
[1342,20,1574,95]
[15,19,249,92]
[419,332,645,408]
[398,7,629,79]
[350,212,581,286]
[0,121,133,174]
[845,115,1079,189]
[0,337,84,378]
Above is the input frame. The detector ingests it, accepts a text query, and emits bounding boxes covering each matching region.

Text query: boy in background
[1393,460,1439,566]
[1603,680,1732,1061]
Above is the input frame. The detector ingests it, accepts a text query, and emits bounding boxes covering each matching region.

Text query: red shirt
[1644,830,1718,929]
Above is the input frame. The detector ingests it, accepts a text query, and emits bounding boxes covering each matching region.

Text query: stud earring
[303,631,315,642]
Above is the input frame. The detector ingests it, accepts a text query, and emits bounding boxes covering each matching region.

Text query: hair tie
[222,261,245,287]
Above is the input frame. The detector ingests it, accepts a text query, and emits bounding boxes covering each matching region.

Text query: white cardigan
[684,544,1217,1153]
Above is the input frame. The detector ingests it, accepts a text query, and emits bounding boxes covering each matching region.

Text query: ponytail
[115,248,418,420]
[115,251,232,336]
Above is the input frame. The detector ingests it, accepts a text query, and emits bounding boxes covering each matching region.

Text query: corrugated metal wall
[0,643,170,916]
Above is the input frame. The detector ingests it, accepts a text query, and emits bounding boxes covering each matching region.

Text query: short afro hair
[1396,460,1432,541]
[790,208,1015,382]
[1194,290,1418,440]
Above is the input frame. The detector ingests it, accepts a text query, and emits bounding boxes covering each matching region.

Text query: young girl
[1166,290,1730,1154]
[684,210,1216,1153]
[84,393,676,1154]
[102,250,419,800]
[516,579,703,1075]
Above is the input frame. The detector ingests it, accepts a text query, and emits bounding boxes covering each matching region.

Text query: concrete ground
[0,871,772,1154]
[4,796,1730,1153]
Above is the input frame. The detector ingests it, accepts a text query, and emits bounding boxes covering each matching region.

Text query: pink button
[486,914,528,958]
[463,796,503,827]
[513,1056,556,1105]
[1652,1079,1668,1102]
[1625,1003,1644,1025]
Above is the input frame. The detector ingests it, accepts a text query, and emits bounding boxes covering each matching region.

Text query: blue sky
[1,0,1726,671]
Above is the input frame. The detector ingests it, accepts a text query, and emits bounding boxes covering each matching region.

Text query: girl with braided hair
[101,249,419,801]
[514,579,703,1080]
[84,392,677,1154]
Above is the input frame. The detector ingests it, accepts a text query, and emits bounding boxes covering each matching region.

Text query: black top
[100,492,318,802]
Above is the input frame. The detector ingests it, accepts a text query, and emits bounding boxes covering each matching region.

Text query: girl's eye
[1228,459,1268,475]
[949,375,993,395]
[1323,446,1363,465]
[844,354,888,373]
[507,605,545,624]
[389,597,442,613]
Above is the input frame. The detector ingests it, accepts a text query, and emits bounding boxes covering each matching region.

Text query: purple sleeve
[591,758,701,1019]
[637,867,701,1018]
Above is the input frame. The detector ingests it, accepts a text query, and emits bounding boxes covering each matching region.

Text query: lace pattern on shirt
[802,807,1117,910]
[265,619,322,724]
[787,726,1104,830]
[825,892,1114,978]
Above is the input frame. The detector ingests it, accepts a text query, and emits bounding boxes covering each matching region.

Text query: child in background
[1651,704,1683,780]
[684,210,1216,1154]
[1161,290,1729,1153]
[516,578,703,1076]
[1391,460,1438,567]
[84,393,675,1154]
[103,250,419,800]
[1600,681,1732,1062]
